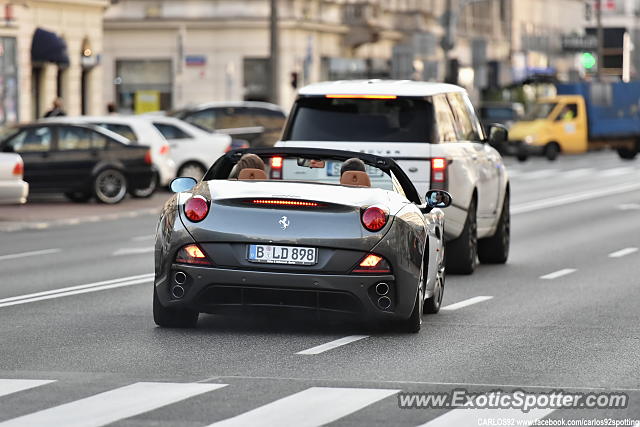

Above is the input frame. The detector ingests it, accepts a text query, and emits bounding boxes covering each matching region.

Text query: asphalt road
[0,151,639,426]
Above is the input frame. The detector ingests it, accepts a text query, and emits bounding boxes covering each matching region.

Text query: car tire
[478,191,510,264]
[64,191,92,203]
[153,288,199,328]
[93,168,128,204]
[617,147,638,160]
[544,142,560,161]
[424,261,445,314]
[178,162,207,181]
[131,172,158,198]
[446,197,477,275]
[400,286,423,333]
[516,152,528,162]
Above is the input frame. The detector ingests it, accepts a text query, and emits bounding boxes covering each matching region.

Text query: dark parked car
[170,101,286,148]
[479,102,524,131]
[0,123,155,204]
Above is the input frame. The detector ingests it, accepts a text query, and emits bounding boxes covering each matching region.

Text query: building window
[114,59,172,113]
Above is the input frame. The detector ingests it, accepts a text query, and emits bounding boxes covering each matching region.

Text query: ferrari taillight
[12,161,23,177]
[430,157,447,188]
[352,253,391,274]
[184,196,209,222]
[361,206,388,232]
[269,156,283,179]
[175,244,212,265]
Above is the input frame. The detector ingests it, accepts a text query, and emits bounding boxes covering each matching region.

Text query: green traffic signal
[581,52,596,69]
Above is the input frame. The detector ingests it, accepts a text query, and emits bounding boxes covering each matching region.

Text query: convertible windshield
[227,154,395,191]
[285,96,434,142]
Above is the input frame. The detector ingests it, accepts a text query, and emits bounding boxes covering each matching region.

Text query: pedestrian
[43,98,66,118]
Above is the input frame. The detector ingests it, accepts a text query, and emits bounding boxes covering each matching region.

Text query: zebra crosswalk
[0,378,567,427]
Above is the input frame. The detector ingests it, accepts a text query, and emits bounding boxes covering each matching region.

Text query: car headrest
[238,168,267,180]
[340,171,371,187]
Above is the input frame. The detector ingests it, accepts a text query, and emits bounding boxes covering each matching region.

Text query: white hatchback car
[0,152,28,204]
[277,80,510,274]
[44,116,176,196]
[139,116,232,180]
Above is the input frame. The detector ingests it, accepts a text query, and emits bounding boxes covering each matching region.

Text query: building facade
[102,0,588,113]
[0,0,107,126]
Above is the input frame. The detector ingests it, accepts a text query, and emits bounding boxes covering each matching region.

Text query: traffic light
[580,52,596,70]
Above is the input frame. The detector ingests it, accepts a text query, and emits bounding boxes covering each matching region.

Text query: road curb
[0,208,160,232]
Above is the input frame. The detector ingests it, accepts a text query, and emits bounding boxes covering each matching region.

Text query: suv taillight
[269,156,283,179]
[144,150,152,165]
[430,158,447,189]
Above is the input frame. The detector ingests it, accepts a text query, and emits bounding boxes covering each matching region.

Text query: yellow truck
[506,82,640,161]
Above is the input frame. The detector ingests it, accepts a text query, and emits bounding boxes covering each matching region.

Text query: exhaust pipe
[375,282,389,296]
[174,271,187,285]
[171,285,185,299]
[378,296,391,310]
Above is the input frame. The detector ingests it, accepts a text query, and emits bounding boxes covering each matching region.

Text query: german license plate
[247,245,318,265]
[326,161,384,177]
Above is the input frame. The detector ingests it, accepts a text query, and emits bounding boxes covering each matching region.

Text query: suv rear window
[284,97,434,143]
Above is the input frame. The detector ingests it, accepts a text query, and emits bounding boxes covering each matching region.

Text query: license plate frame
[247,244,318,266]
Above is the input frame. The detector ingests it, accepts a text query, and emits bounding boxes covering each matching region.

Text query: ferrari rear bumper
[155,264,412,321]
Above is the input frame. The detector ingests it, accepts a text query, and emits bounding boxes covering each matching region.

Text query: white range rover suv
[276,80,510,274]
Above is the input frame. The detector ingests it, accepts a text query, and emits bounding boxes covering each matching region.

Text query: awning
[31,28,69,66]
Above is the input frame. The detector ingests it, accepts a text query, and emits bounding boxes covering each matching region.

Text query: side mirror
[488,123,508,146]
[425,190,452,208]
[170,177,197,193]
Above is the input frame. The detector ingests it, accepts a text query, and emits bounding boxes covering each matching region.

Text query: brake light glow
[431,157,447,185]
[325,94,397,99]
[12,161,23,176]
[175,244,212,265]
[144,150,152,165]
[252,199,320,207]
[361,206,388,232]
[184,196,209,222]
[352,253,391,274]
[159,144,170,155]
[270,156,283,179]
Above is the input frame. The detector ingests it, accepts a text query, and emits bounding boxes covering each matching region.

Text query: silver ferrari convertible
[154,148,451,332]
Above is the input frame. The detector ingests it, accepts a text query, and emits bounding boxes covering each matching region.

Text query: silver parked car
[153,148,451,333]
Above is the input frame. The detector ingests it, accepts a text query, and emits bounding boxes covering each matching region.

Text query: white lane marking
[598,166,637,177]
[608,247,638,258]
[418,395,556,427]
[0,273,154,308]
[562,167,594,178]
[207,387,398,427]
[517,169,557,180]
[131,235,154,242]
[0,382,226,427]
[0,379,55,398]
[0,248,61,261]
[296,335,369,355]
[441,296,493,311]
[540,269,576,280]
[112,247,154,256]
[512,182,640,215]
[618,203,640,210]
